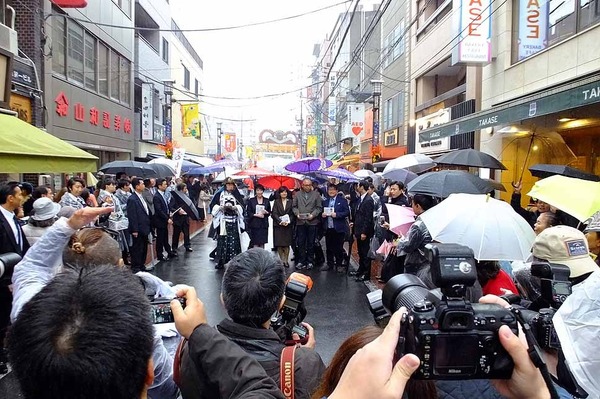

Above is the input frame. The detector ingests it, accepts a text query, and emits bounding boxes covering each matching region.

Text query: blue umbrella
[315,168,360,182]
[187,158,242,175]
[284,157,333,173]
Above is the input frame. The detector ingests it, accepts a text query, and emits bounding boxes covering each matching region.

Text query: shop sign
[517,0,548,60]
[415,109,451,153]
[181,103,200,137]
[12,61,34,87]
[54,91,131,134]
[307,135,318,156]
[9,93,32,123]
[141,83,153,140]
[384,129,398,146]
[419,78,600,142]
[452,0,492,64]
[347,103,365,136]
[224,133,236,153]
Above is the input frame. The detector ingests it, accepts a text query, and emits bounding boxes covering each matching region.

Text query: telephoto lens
[382,274,439,313]
[0,252,22,283]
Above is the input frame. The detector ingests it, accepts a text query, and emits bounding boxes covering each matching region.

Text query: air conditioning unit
[0,24,18,55]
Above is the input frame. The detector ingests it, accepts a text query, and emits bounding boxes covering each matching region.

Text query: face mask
[553,270,600,397]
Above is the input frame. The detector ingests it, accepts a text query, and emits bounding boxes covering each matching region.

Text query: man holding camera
[178,248,326,399]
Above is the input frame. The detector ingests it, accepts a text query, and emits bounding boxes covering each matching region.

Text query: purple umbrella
[284,157,333,173]
[315,168,360,182]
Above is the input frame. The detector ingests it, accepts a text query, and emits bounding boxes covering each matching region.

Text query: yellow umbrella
[527,175,600,222]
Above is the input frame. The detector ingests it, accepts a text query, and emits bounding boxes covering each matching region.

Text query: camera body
[150,297,185,324]
[0,252,22,284]
[378,243,518,380]
[271,272,313,345]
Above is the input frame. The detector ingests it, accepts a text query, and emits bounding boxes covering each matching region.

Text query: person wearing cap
[584,212,600,267]
[532,225,599,288]
[208,177,245,260]
[22,198,62,246]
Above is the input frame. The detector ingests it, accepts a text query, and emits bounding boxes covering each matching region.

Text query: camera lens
[383,274,431,313]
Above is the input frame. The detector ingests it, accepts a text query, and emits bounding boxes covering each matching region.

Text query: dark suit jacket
[352,194,375,238]
[169,193,190,227]
[246,196,271,230]
[0,210,29,257]
[321,193,350,234]
[127,193,152,236]
[152,191,170,228]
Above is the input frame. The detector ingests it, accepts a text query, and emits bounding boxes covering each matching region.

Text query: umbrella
[234,167,274,177]
[381,168,418,185]
[99,160,158,178]
[385,203,415,237]
[315,168,360,182]
[188,158,242,174]
[482,179,506,192]
[148,157,198,174]
[407,170,494,198]
[284,157,333,173]
[171,190,200,221]
[383,153,436,174]
[527,175,600,222]
[354,169,382,186]
[214,171,248,183]
[149,163,176,177]
[186,156,214,166]
[420,193,536,261]
[528,164,600,182]
[434,149,507,170]
[258,174,300,190]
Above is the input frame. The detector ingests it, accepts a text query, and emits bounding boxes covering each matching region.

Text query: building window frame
[183,65,190,90]
[162,38,169,64]
[112,0,132,18]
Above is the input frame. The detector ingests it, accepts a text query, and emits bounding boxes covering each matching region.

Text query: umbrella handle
[170,207,182,217]
[517,132,536,185]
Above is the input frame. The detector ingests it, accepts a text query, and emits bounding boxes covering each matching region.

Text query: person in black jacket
[177,249,326,399]
[127,178,152,273]
[320,183,351,272]
[510,181,552,229]
[350,181,375,282]
[170,183,193,253]
[152,178,174,261]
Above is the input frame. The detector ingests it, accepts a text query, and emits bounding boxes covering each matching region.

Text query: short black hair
[131,177,144,190]
[255,184,265,192]
[412,194,437,211]
[66,177,85,193]
[8,265,154,399]
[327,183,338,191]
[143,178,152,187]
[389,181,404,190]
[176,183,187,192]
[117,179,130,190]
[33,186,50,200]
[358,180,369,191]
[222,248,286,326]
[156,178,166,187]
[100,179,116,190]
[0,181,21,204]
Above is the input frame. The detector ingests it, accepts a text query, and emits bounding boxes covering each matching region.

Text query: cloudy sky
[169,0,354,135]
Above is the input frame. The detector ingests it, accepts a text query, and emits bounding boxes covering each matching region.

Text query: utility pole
[216,122,222,159]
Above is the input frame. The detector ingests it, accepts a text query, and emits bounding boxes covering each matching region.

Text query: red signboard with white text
[51,0,87,8]
[54,92,132,134]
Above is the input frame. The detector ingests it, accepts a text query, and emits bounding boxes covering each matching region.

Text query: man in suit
[142,178,156,216]
[152,178,174,261]
[170,183,193,253]
[0,181,31,373]
[127,178,152,273]
[350,180,375,282]
[320,183,351,272]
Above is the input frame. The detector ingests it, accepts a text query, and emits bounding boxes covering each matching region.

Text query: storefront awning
[0,113,98,173]
[419,74,600,143]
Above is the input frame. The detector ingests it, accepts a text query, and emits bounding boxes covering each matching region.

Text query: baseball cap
[532,225,598,278]
[584,211,600,233]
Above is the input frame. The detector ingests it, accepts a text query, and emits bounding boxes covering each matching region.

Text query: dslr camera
[369,243,518,380]
[0,253,21,283]
[271,272,313,345]
[521,261,571,350]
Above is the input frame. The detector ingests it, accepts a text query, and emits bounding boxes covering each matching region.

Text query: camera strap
[280,344,298,399]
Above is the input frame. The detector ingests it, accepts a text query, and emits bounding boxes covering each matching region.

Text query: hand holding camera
[171,286,207,339]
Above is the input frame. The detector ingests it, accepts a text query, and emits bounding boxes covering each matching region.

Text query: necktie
[13,215,22,250]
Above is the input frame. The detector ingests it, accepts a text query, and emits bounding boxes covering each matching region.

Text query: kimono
[211,193,245,266]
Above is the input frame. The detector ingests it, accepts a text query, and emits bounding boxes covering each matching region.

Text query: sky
[169,0,354,135]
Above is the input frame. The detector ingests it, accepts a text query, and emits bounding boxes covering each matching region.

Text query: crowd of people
[0,169,598,399]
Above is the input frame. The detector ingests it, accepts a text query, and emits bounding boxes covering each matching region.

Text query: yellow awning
[0,114,98,173]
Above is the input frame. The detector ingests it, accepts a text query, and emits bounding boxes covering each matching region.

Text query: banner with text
[347,103,366,138]
[452,0,492,64]
[181,103,201,137]
[141,83,153,141]
[224,133,237,153]
[518,0,548,60]
[172,147,186,178]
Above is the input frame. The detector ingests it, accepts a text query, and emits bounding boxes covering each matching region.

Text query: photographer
[10,207,179,399]
[177,248,325,399]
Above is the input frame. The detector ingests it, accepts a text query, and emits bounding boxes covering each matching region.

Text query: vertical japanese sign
[347,103,365,137]
[518,0,548,60]
[452,0,492,64]
[141,83,153,140]
[328,76,336,125]
[181,103,200,137]
[172,147,186,178]
[224,133,237,153]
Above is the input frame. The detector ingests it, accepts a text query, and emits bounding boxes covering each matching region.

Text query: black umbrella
[528,164,600,182]
[407,170,494,198]
[148,163,175,177]
[434,149,507,170]
[171,190,200,221]
[99,160,159,178]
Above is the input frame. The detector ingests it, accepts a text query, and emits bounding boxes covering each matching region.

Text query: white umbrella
[419,193,536,261]
[186,156,214,166]
[383,153,436,174]
[354,169,381,186]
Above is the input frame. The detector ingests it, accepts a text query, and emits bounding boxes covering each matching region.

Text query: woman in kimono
[271,186,294,267]
[211,192,245,269]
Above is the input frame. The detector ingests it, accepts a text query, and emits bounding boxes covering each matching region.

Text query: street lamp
[216,122,223,158]
[370,80,384,163]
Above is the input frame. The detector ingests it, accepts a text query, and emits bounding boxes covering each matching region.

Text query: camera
[369,243,518,380]
[271,272,313,345]
[150,297,185,324]
[0,252,22,283]
[521,261,571,350]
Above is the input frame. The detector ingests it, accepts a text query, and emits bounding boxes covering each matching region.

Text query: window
[383,20,406,68]
[52,16,66,75]
[98,42,109,96]
[416,0,452,39]
[67,22,84,84]
[84,32,97,90]
[383,93,405,130]
[183,65,190,90]
[514,0,599,62]
[110,51,120,100]
[120,57,131,105]
[194,79,199,97]
[162,38,169,63]
[112,0,131,18]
